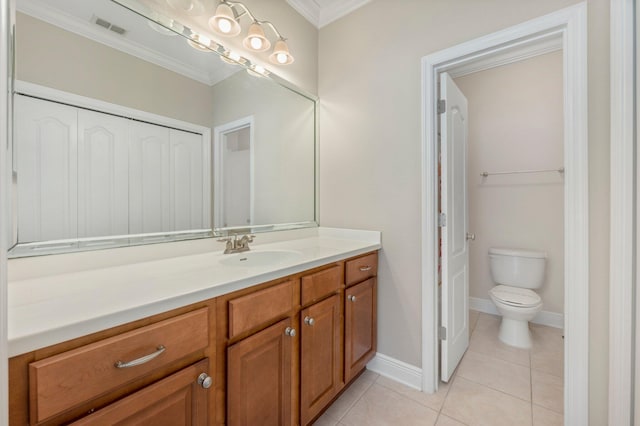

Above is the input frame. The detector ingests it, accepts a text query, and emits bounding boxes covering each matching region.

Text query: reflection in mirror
[10,0,317,257]
[216,118,253,228]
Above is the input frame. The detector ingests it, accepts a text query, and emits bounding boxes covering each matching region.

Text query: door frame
[609,0,635,423]
[213,116,255,229]
[420,3,588,424]
[0,0,8,422]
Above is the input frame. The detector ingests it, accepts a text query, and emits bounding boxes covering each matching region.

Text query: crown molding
[286,0,371,28]
[17,0,217,86]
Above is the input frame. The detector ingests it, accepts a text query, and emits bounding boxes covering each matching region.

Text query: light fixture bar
[208,0,293,65]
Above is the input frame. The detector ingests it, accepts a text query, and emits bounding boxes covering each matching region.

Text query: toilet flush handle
[466,233,476,241]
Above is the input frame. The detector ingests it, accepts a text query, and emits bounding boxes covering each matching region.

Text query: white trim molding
[609,0,635,424]
[469,298,564,330]
[285,0,371,28]
[421,4,588,425]
[366,353,423,391]
[0,0,10,422]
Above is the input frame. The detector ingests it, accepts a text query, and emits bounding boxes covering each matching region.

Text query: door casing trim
[420,3,588,424]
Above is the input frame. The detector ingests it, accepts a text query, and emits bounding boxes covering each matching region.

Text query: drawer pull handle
[348,295,357,302]
[114,345,166,369]
[304,316,315,326]
[359,266,372,272]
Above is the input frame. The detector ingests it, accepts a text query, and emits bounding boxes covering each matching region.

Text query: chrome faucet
[218,234,255,254]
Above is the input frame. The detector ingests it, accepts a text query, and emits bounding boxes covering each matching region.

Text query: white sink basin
[219,250,303,268]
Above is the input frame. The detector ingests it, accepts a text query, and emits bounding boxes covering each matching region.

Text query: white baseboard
[366,352,422,391]
[469,296,564,329]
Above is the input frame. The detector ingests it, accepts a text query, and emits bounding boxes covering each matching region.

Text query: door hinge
[438,213,446,227]
[439,326,447,340]
[437,99,446,114]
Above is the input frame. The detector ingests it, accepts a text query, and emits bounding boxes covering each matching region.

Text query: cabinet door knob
[304,316,315,326]
[285,327,296,337]
[348,295,356,302]
[197,373,213,389]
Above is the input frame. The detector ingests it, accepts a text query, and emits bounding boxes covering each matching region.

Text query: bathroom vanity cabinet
[8,250,378,426]
[9,301,217,425]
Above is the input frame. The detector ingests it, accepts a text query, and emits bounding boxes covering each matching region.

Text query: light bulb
[218,18,232,33]
[198,35,211,46]
[276,53,288,64]
[254,65,265,74]
[250,37,263,50]
[228,51,241,61]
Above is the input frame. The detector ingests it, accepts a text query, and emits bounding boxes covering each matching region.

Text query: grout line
[335,374,377,422]
[454,374,533,404]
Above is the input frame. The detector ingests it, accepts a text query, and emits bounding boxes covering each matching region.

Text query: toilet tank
[488,247,547,289]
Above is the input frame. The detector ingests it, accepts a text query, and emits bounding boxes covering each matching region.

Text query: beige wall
[211,70,315,226]
[454,51,564,314]
[318,1,609,424]
[15,13,215,127]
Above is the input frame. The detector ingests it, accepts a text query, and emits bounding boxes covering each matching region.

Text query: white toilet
[488,247,546,349]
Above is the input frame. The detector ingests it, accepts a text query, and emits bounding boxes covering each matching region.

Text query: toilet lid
[490,285,542,308]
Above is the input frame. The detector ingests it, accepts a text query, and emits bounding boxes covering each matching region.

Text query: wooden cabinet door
[345,278,377,382]
[227,318,294,426]
[71,359,210,426]
[15,95,78,243]
[300,294,342,425]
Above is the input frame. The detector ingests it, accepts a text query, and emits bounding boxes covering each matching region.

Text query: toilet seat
[489,285,542,308]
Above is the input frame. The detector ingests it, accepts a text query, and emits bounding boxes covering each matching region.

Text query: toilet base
[498,317,532,349]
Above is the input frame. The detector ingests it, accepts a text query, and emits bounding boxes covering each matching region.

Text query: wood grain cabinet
[9,303,216,426]
[345,255,378,383]
[300,294,342,425]
[70,359,211,426]
[345,278,377,382]
[227,318,295,426]
[9,251,378,426]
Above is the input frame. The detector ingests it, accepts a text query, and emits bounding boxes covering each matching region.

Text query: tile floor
[314,310,564,426]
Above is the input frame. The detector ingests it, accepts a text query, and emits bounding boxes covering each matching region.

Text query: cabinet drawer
[345,252,378,286]
[301,265,342,306]
[29,308,209,424]
[228,280,296,339]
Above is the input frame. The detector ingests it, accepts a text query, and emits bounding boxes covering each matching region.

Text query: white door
[77,109,129,238]
[15,95,78,243]
[129,121,171,234]
[222,126,252,227]
[440,72,470,382]
[169,129,206,231]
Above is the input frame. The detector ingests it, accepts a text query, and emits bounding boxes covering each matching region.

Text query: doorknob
[466,233,476,241]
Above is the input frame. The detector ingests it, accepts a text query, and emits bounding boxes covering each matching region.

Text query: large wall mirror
[9,0,317,257]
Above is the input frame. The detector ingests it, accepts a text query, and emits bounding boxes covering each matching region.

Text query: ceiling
[285,0,371,28]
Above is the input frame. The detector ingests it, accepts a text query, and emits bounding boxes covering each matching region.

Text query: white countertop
[8,227,381,357]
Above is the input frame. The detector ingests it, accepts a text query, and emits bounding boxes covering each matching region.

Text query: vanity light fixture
[220,49,246,65]
[247,64,269,77]
[208,0,294,65]
[209,2,241,36]
[187,33,216,52]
